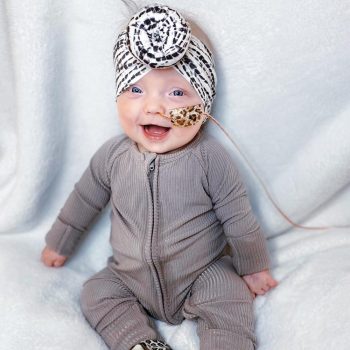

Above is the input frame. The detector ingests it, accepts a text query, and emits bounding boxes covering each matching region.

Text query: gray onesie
[45,131,270,350]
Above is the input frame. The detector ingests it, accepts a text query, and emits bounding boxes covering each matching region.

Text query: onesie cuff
[227,230,270,276]
[45,217,84,257]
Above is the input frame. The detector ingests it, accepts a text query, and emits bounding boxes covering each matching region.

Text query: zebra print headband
[113,4,217,113]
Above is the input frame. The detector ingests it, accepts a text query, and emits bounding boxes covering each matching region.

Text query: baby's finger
[261,285,270,292]
[267,278,278,288]
[53,256,67,267]
[255,289,266,296]
[41,252,53,266]
[42,257,54,267]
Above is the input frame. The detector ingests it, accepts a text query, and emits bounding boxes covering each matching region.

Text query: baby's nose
[144,98,166,116]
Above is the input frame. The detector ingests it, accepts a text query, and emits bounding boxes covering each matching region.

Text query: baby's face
[116,67,203,154]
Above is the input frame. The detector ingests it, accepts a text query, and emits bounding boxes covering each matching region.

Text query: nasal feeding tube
[157,104,349,232]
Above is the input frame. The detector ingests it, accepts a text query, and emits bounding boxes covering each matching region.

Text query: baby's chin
[136,141,177,154]
[137,136,200,155]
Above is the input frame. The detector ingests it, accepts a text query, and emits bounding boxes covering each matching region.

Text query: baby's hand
[242,269,278,297]
[41,246,68,267]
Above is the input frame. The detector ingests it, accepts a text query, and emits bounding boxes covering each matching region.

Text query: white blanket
[1,0,350,349]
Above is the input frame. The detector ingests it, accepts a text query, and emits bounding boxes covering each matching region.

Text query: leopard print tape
[157,104,206,127]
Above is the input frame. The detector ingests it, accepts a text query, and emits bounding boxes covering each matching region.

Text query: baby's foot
[131,339,172,350]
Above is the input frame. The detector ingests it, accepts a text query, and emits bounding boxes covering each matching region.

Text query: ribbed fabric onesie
[45,131,270,350]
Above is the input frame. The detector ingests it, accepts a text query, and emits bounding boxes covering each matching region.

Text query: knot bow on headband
[113,4,217,113]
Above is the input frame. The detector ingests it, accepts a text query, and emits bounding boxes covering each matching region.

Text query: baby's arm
[205,139,277,294]
[41,137,116,267]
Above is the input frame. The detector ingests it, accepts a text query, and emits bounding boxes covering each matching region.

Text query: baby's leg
[80,267,157,350]
[183,256,256,350]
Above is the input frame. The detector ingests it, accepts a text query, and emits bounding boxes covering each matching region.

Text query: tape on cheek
[159,104,209,127]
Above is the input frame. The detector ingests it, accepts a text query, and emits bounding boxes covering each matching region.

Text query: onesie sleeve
[205,139,270,275]
[45,137,117,257]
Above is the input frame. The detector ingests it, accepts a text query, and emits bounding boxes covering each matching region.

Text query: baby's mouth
[143,124,171,138]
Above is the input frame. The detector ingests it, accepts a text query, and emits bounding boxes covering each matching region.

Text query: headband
[113,4,217,113]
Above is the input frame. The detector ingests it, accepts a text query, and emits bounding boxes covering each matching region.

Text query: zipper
[148,160,155,192]
[147,158,169,322]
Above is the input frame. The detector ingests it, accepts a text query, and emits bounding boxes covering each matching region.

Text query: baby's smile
[142,124,171,141]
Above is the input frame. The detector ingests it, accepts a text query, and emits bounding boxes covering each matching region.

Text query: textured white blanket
[1,0,350,349]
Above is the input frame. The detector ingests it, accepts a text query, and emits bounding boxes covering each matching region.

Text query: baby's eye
[131,86,142,93]
[171,89,184,96]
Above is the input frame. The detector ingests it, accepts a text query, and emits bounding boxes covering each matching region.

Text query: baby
[41,4,277,350]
